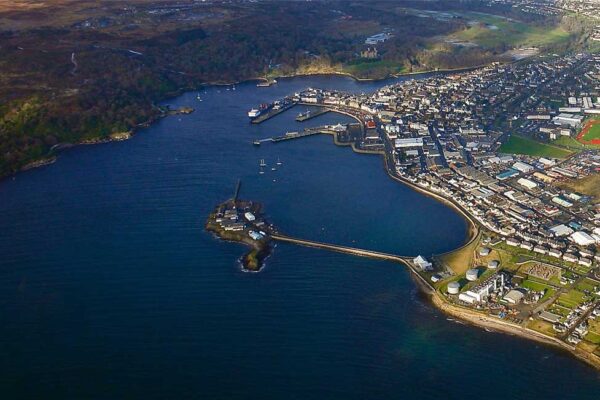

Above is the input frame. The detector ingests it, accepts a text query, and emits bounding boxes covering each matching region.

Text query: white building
[512,161,534,173]
[248,230,264,240]
[503,289,525,304]
[554,113,583,127]
[413,255,432,271]
[463,273,506,303]
[571,231,595,246]
[517,177,537,189]
[550,224,574,237]
[395,138,423,149]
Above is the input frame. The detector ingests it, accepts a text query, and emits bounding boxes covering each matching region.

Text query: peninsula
[205,182,276,272]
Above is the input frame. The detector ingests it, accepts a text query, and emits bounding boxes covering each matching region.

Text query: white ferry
[248,109,262,118]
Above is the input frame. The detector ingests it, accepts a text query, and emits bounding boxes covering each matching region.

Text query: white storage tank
[466,268,479,281]
[447,281,460,295]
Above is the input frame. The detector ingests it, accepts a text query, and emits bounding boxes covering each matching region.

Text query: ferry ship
[248,108,262,118]
[248,103,271,119]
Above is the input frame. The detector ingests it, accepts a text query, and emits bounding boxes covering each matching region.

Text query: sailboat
[196,93,202,101]
[259,159,267,167]
[259,167,265,175]
[276,157,282,166]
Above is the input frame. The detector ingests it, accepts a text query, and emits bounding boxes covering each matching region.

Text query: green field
[557,289,587,309]
[584,331,600,345]
[451,13,570,49]
[521,279,555,301]
[553,135,600,150]
[582,121,600,141]
[499,135,573,158]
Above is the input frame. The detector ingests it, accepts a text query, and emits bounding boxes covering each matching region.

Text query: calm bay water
[0,75,599,399]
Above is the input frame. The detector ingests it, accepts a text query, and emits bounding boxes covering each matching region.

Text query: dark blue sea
[0,75,599,399]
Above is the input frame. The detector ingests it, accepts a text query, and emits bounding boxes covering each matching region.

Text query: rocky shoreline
[431,291,600,371]
[205,199,273,273]
[6,106,194,182]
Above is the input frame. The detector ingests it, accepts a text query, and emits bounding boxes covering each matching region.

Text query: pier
[251,102,296,124]
[271,128,325,143]
[271,234,411,264]
[270,233,434,289]
[253,126,340,145]
[233,179,242,203]
[295,108,330,122]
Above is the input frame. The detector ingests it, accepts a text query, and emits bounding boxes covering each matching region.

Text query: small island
[206,182,275,272]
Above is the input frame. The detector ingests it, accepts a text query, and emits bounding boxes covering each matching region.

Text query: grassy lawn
[553,135,600,150]
[438,235,480,275]
[558,174,600,199]
[450,13,570,49]
[582,120,600,141]
[528,319,556,337]
[576,278,600,296]
[587,319,600,341]
[521,279,551,292]
[556,289,586,309]
[585,331,600,345]
[549,303,571,317]
[521,279,556,301]
[499,135,573,158]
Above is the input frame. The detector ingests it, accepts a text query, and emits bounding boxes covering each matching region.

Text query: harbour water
[0,75,599,398]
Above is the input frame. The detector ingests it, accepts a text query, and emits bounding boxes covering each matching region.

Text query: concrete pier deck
[251,102,296,124]
[295,108,331,122]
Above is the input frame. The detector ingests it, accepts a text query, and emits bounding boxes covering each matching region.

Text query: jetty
[253,125,347,145]
[295,108,330,122]
[271,234,411,264]
[251,102,296,124]
[270,233,432,289]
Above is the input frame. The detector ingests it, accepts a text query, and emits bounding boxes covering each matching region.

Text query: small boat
[259,167,264,175]
[271,167,276,171]
[259,159,267,167]
[297,110,310,119]
[196,93,202,101]
[257,78,277,87]
[232,85,236,91]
